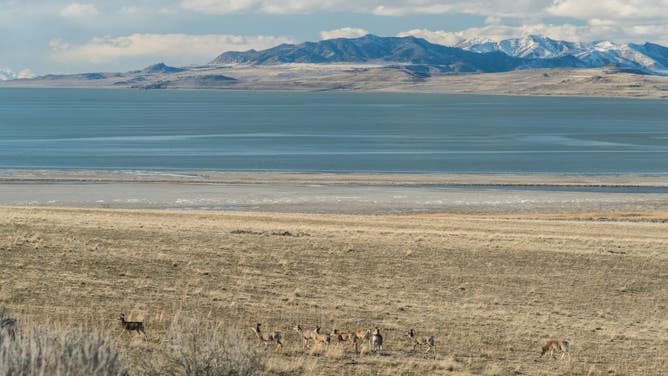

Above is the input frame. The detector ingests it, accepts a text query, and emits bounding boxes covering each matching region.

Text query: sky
[1,0,668,76]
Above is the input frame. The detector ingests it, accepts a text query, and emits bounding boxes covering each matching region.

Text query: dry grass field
[1,206,667,375]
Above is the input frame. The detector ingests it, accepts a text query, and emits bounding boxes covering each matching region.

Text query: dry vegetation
[1,206,667,375]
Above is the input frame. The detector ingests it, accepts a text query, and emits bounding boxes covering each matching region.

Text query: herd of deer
[0,313,571,361]
[251,322,571,361]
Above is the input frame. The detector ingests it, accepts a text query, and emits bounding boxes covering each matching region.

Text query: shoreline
[2,84,667,101]
[3,67,668,99]
[2,169,668,215]
[2,169,668,186]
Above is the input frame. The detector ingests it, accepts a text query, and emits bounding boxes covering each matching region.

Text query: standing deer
[371,327,383,353]
[118,313,145,336]
[294,324,316,348]
[251,323,283,350]
[331,328,355,347]
[406,329,436,356]
[313,326,332,347]
[539,339,571,360]
[349,328,372,354]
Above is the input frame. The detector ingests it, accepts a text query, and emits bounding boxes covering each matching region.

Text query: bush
[138,316,265,376]
[0,326,129,376]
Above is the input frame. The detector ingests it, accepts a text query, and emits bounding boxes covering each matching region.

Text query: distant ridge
[458,35,668,75]
[142,63,186,74]
[211,34,668,75]
[210,34,584,73]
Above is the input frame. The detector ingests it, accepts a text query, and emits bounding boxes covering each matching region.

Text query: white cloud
[60,3,99,17]
[0,67,35,80]
[547,0,668,21]
[119,6,142,15]
[177,0,668,45]
[49,33,295,64]
[320,27,369,40]
[398,24,619,45]
[180,0,552,17]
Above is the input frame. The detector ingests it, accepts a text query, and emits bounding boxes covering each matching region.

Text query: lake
[1,88,667,174]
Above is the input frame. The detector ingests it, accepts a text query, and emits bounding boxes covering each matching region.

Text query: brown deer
[312,326,332,347]
[331,328,355,347]
[406,329,436,355]
[371,327,383,353]
[118,313,145,336]
[539,339,571,360]
[350,328,371,353]
[293,324,317,348]
[251,323,283,350]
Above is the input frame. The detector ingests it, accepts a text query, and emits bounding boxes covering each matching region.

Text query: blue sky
[2,0,667,76]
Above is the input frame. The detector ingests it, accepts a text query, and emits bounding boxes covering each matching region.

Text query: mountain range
[212,34,668,76]
[2,34,668,98]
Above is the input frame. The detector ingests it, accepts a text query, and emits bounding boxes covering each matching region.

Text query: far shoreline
[2,168,668,187]
[2,83,667,101]
[2,67,668,100]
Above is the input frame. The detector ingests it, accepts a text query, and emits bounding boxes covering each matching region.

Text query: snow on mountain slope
[458,35,668,75]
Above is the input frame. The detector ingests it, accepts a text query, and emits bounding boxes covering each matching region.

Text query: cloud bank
[49,33,295,65]
[60,3,99,17]
[320,28,369,40]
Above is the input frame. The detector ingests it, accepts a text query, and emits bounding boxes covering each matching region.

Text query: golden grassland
[1,207,667,375]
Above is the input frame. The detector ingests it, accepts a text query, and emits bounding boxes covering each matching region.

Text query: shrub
[138,316,265,376]
[0,326,129,376]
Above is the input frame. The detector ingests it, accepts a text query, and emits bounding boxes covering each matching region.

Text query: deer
[0,317,17,339]
[350,328,371,353]
[312,326,332,347]
[371,327,383,353]
[406,329,436,356]
[251,323,283,350]
[331,328,356,347]
[294,324,316,348]
[118,313,145,336]
[539,339,571,360]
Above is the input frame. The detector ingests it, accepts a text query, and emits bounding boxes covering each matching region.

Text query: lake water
[1,88,667,174]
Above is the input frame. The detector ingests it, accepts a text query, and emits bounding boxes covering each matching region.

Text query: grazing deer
[0,317,17,339]
[371,327,383,353]
[118,313,145,336]
[406,329,436,356]
[312,326,332,347]
[539,339,571,360]
[331,328,355,347]
[294,324,316,348]
[251,323,283,350]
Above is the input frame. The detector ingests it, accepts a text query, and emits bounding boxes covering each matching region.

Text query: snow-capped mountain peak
[458,36,668,75]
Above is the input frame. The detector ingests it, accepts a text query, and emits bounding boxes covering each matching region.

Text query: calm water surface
[1,88,667,173]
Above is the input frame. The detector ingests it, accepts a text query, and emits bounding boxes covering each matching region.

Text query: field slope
[1,207,666,375]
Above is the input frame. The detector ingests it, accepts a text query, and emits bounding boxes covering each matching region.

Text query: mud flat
[1,170,668,215]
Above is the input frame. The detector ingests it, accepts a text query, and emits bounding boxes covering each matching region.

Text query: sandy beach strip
[1,169,668,214]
